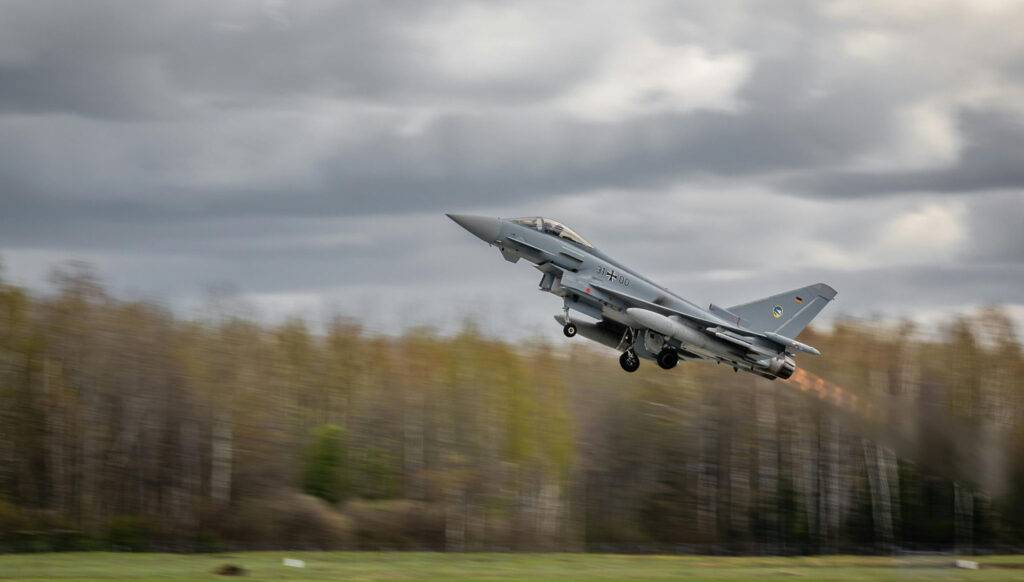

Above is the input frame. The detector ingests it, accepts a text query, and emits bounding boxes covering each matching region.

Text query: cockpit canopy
[510,217,593,248]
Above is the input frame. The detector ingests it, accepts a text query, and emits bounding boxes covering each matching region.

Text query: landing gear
[656,349,679,370]
[619,350,640,373]
[563,322,577,337]
[561,305,577,338]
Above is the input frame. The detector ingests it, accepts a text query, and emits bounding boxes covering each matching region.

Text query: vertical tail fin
[725,283,837,336]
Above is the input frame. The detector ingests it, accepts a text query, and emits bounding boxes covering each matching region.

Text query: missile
[763,332,821,356]
[553,316,623,350]
[627,308,799,379]
[625,308,731,353]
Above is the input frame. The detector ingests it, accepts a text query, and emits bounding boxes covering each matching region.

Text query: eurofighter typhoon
[447,214,837,379]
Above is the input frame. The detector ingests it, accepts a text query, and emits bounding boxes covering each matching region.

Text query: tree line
[1,264,1023,552]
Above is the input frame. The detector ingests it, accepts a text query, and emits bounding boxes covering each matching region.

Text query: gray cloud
[963,190,1024,265]
[782,109,1024,197]
[0,0,1022,334]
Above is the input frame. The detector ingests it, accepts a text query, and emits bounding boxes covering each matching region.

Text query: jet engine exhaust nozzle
[765,354,797,380]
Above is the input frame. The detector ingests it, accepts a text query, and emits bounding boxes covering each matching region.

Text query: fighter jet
[447,214,837,379]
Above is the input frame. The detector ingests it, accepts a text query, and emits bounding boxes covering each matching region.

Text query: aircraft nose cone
[446,214,501,244]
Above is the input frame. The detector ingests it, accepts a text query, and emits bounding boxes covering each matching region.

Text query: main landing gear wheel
[656,349,679,370]
[563,322,577,338]
[619,350,640,373]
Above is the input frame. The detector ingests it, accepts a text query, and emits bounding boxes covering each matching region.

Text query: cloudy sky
[1,0,1022,337]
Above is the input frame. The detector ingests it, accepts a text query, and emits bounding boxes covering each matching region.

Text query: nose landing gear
[561,306,577,338]
[619,349,640,373]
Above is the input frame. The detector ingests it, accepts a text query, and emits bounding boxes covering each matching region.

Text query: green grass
[2,552,1023,582]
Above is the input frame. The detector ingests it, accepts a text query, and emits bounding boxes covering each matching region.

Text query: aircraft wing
[589,281,822,355]
[588,281,760,337]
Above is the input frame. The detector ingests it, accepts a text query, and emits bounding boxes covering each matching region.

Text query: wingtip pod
[764,332,822,356]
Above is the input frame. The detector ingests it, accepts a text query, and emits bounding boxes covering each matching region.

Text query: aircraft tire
[656,350,679,370]
[563,323,577,338]
[619,350,640,373]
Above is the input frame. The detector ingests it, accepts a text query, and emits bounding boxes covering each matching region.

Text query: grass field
[2,552,1024,582]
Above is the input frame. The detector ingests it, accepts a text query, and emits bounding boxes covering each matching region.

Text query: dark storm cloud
[0,99,917,224]
[1,1,1022,221]
[782,109,1024,197]
[1,0,1022,330]
[0,57,174,120]
[0,1,597,119]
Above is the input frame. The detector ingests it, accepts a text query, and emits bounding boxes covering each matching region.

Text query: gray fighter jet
[447,214,836,379]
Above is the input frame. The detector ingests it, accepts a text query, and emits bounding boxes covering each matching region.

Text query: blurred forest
[1,264,1023,553]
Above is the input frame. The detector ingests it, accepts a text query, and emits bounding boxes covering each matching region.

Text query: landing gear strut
[619,349,640,373]
[562,306,576,337]
[656,349,679,370]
